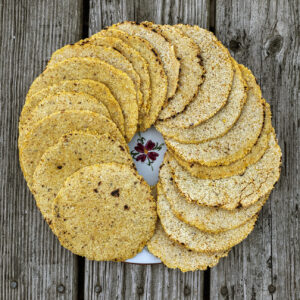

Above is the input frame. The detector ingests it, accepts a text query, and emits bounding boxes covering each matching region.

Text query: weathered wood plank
[86,1,209,299]
[89,0,209,35]
[84,262,204,300]
[211,0,300,299]
[0,1,83,299]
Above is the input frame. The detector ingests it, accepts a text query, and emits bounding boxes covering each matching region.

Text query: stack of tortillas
[18,22,281,270]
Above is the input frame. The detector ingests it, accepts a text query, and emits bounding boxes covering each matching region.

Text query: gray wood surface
[0,0,299,299]
[84,263,204,300]
[210,0,300,299]
[89,0,209,30]
[0,1,82,299]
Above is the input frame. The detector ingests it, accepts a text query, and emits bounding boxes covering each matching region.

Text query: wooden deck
[0,0,299,299]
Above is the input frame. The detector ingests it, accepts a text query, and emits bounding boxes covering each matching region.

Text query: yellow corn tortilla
[19,79,125,137]
[19,91,110,146]
[113,21,180,101]
[19,110,127,188]
[99,28,168,131]
[144,22,205,119]
[156,60,247,143]
[158,24,234,129]
[79,35,150,122]
[48,43,143,119]
[32,131,132,227]
[53,163,157,261]
[26,57,138,141]
[166,65,264,166]
[169,133,281,209]
[148,221,228,272]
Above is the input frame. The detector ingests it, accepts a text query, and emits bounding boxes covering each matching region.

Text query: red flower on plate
[131,135,164,171]
[135,140,159,162]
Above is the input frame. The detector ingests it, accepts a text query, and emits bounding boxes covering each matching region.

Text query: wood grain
[89,0,209,35]
[86,1,209,299]
[210,0,300,299]
[84,262,204,300]
[0,1,82,299]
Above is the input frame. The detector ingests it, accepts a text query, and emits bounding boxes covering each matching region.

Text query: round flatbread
[148,222,228,272]
[19,79,125,137]
[158,24,233,129]
[170,132,281,209]
[26,57,138,141]
[166,65,264,166]
[113,21,180,100]
[52,163,157,261]
[79,35,150,120]
[159,162,268,233]
[19,91,110,146]
[156,60,246,143]
[157,185,257,253]
[100,28,168,131]
[19,110,126,188]
[48,44,143,114]
[144,23,204,119]
[171,101,272,179]
[32,131,132,227]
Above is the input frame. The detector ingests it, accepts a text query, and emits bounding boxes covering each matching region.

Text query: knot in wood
[268,284,276,294]
[57,284,65,293]
[220,285,228,296]
[229,40,241,52]
[266,35,283,55]
[10,280,17,289]
[137,286,144,295]
[184,285,191,296]
[94,285,102,293]
[267,256,272,268]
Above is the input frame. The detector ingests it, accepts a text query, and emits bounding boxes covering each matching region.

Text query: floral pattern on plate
[131,134,164,170]
[128,126,166,187]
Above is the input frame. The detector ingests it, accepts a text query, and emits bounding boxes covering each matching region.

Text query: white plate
[126,127,166,264]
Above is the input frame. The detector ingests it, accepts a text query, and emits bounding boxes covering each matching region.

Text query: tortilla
[166,65,264,166]
[26,57,138,141]
[19,79,125,137]
[113,21,180,100]
[159,162,268,233]
[32,131,132,227]
[156,60,247,143]
[171,101,272,179]
[19,91,110,146]
[99,28,168,131]
[79,35,150,121]
[141,23,204,119]
[48,43,143,114]
[170,133,282,209]
[147,221,228,272]
[158,185,258,253]
[52,163,157,261]
[19,110,127,188]
[157,24,233,129]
